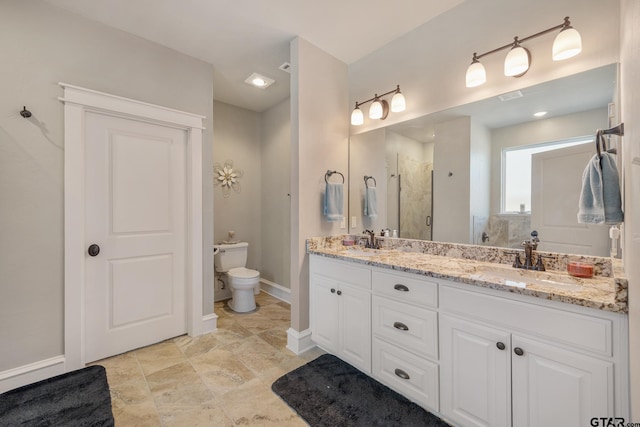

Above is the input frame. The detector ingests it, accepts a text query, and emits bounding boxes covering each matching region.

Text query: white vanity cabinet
[307,253,628,427]
[439,284,624,427]
[370,269,440,412]
[309,255,372,373]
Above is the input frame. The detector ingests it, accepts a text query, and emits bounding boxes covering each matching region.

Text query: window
[502,137,593,213]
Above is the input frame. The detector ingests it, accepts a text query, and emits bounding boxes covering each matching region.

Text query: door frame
[60,83,205,370]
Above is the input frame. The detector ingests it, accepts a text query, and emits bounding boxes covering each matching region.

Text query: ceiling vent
[498,90,524,101]
[278,62,292,73]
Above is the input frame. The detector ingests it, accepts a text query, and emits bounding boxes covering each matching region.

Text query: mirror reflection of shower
[386,137,434,240]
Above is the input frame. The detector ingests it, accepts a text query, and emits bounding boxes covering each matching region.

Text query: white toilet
[214,242,260,312]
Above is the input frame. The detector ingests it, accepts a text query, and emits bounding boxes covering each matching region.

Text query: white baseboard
[201,313,218,335]
[260,278,291,303]
[286,328,315,355]
[0,355,66,393]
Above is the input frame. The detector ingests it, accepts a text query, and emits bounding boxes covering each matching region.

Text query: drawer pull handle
[394,368,410,380]
[393,321,409,331]
[337,290,342,296]
[393,284,409,292]
[514,347,524,356]
[496,342,506,350]
[330,288,336,293]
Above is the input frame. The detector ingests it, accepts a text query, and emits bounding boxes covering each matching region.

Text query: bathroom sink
[471,265,583,292]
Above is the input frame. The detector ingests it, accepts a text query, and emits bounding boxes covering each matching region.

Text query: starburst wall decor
[214,160,244,197]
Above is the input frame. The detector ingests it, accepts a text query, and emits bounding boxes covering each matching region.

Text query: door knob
[337,290,342,296]
[88,244,100,257]
[496,342,506,350]
[514,347,524,356]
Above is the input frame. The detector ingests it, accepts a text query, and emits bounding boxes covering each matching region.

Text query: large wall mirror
[349,63,618,256]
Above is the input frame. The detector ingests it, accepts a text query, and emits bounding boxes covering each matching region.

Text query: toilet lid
[229,267,259,279]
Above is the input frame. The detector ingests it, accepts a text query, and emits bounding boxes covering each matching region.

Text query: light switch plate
[351,216,357,228]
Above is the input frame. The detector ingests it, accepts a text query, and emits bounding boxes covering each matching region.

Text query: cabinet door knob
[514,347,524,356]
[330,288,336,293]
[393,284,409,292]
[337,290,342,296]
[393,321,409,331]
[394,368,410,380]
[496,342,506,350]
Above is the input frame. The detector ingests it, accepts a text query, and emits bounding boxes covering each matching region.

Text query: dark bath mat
[272,354,451,427]
[0,365,114,427]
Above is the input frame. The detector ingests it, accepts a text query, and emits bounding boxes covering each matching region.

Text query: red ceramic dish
[567,261,594,278]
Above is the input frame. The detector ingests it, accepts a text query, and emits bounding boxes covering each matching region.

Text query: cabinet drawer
[372,338,439,412]
[372,296,438,359]
[440,285,613,357]
[372,269,437,308]
[310,255,371,289]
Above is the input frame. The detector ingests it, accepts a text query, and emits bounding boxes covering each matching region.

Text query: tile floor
[92,292,324,426]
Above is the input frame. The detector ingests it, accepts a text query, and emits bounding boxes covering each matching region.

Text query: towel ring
[364,175,377,188]
[325,170,344,184]
[596,129,605,159]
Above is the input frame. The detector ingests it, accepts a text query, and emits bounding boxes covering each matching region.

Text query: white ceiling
[43,0,464,112]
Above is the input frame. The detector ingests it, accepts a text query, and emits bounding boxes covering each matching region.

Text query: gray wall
[212,102,262,274]
[0,1,214,372]
[261,98,292,288]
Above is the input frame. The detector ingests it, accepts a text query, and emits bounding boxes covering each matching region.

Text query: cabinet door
[512,335,614,427]
[440,314,511,427]
[310,276,339,354]
[340,283,372,373]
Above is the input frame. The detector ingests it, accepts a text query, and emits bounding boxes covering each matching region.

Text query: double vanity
[307,236,629,427]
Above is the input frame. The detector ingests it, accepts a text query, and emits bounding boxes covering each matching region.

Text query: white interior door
[531,144,609,256]
[84,112,187,362]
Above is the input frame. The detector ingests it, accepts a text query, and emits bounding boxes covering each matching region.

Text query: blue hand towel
[364,187,378,220]
[324,182,343,222]
[577,153,623,224]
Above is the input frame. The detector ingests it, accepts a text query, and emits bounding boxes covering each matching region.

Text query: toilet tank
[214,242,248,272]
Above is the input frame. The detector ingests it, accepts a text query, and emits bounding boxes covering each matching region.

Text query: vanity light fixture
[465,16,582,88]
[351,85,406,125]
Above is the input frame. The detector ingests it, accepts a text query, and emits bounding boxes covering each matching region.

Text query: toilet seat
[228,268,259,286]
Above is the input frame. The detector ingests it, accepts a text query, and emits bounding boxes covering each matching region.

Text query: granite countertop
[307,236,628,314]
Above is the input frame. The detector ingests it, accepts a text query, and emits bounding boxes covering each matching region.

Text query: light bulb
[553,27,582,60]
[351,107,364,125]
[369,99,383,119]
[504,46,530,77]
[466,61,486,87]
[391,91,406,112]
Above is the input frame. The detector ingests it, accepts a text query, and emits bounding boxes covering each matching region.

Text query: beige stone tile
[257,303,291,323]
[109,377,160,427]
[190,348,256,395]
[219,377,306,426]
[213,318,254,346]
[158,403,234,427]
[146,361,215,407]
[255,292,281,307]
[91,352,143,387]
[109,376,152,406]
[174,333,221,358]
[135,340,187,376]
[111,399,161,427]
[297,346,326,362]
[234,312,285,334]
[227,335,297,375]
[257,327,288,351]
[276,301,291,310]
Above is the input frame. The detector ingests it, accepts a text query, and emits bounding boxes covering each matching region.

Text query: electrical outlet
[340,218,346,229]
[351,216,357,228]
